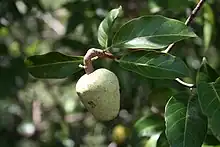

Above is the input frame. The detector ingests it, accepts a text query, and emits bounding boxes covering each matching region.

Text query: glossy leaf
[196,57,219,84]
[197,78,220,141]
[134,114,165,138]
[97,6,122,48]
[25,52,83,79]
[165,92,208,147]
[118,50,190,79]
[112,15,197,50]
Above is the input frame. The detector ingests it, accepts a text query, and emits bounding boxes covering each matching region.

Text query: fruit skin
[75,68,120,121]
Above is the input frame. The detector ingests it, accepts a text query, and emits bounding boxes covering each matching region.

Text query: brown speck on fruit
[88,101,96,108]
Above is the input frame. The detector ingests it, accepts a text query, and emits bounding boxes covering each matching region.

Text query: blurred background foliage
[0,0,220,146]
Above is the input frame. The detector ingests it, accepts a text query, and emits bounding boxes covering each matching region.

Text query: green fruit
[76,68,120,121]
[112,124,129,144]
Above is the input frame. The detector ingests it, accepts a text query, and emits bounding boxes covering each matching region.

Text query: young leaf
[118,50,190,79]
[165,92,208,147]
[97,6,123,48]
[197,78,220,141]
[111,15,197,51]
[203,3,215,51]
[25,52,83,79]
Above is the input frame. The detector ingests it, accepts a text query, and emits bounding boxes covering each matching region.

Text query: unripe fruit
[75,68,120,121]
[112,125,129,144]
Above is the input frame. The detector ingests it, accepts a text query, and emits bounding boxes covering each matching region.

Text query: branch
[32,100,42,130]
[82,48,116,74]
[162,0,206,53]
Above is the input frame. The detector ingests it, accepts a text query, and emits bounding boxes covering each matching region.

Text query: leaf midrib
[211,83,220,103]
[27,60,82,68]
[119,60,186,77]
[113,34,196,47]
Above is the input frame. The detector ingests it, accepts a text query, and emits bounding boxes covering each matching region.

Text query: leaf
[97,6,123,48]
[202,144,220,147]
[196,57,219,84]
[134,114,165,138]
[165,92,208,147]
[118,50,190,79]
[145,132,162,147]
[111,15,197,51]
[64,1,86,34]
[157,131,170,147]
[197,78,220,141]
[203,3,215,51]
[25,52,83,79]
[148,88,174,112]
[204,133,220,146]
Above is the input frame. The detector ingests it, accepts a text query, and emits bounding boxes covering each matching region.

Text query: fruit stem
[83,48,115,74]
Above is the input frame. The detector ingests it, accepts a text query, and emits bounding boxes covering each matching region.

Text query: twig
[175,78,195,88]
[162,0,206,88]
[32,100,42,130]
[82,48,116,74]
[162,0,206,53]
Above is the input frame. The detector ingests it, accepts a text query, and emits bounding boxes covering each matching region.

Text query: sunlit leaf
[197,78,220,141]
[98,6,123,48]
[165,92,208,147]
[111,15,197,52]
[118,50,190,79]
[145,132,162,147]
[203,3,215,51]
[157,131,170,147]
[25,52,83,79]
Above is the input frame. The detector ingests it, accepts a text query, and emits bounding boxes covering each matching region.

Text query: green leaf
[25,52,83,79]
[145,132,162,147]
[203,3,215,51]
[97,6,123,48]
[134,114,165,138]
[202,144,220,147]
[196,57,219,84]
[157,131,170,147]
[197,78,220,141]
[165,92,208,147]
[118,50,190,79]
[111,15,197,51]
[148,88,174,112]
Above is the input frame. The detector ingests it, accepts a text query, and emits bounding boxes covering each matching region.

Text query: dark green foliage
[1,0,220,147]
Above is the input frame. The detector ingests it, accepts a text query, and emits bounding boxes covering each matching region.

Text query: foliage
[1,0,220,147]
